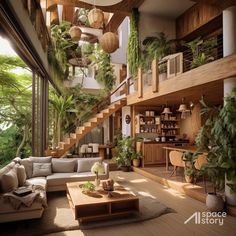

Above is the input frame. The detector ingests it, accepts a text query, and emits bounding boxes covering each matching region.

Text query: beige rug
[1,180,175,236]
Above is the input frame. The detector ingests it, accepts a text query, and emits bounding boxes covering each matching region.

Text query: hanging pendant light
[69,26,82,41]
[100,32,119,53]
[88,7,104,29]
[177,98,190,119]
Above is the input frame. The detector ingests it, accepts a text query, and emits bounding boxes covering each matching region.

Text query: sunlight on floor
[130,178,148,183]
[162,188,186,199]
[137,191,156,199]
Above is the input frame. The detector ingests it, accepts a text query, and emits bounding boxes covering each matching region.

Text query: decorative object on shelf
[91,162,105,187]
[100,32,119,53]
[125,114,131,124]
[88,7,104,29]
[81,181,96,194]
[69,26,82,41]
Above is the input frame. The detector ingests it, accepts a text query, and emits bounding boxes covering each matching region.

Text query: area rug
[1,181,175,236]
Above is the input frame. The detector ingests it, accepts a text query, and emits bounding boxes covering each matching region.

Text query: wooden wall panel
[176,3,221,39]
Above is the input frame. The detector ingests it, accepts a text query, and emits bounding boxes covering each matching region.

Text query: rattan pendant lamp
[88,0,104,29]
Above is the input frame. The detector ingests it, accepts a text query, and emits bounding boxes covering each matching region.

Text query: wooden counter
[141,141,189,167]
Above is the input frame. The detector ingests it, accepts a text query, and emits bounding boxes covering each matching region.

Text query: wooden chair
[194,154,208,192]
[169,151,185,177]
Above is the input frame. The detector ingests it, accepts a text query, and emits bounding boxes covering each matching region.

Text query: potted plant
[196,90,236,209]
[81,181,95,194]
[113,136,137,172]
[182,151,196,183]
[131,152,143,167]
[184,37,217,69]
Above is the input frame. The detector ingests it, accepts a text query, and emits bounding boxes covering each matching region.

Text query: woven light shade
[99,32,119,53]
[69,26,82,41]
[88,8,104,29]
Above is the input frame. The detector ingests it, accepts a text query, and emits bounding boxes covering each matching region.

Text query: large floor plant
[196,89,236,206]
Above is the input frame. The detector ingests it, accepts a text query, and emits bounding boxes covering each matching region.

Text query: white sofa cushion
[77,157,101,173]
[1,168,18,193]
[32,163,52,177]
[26,177,47,189]
[52,159,75,173]
[16,164,27,186]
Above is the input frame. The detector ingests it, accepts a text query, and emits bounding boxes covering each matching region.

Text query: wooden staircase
[46,99,126,157]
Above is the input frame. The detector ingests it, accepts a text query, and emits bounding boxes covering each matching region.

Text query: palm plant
[49,94,76,146]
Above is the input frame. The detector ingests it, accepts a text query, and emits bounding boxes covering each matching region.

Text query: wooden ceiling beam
[104,13,126,33]
[62,6,74,23]
[191,0,236,10]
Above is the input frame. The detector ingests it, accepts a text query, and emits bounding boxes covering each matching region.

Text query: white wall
[122,106,131,136]
[111,17,129,64]
[139,13,176,46]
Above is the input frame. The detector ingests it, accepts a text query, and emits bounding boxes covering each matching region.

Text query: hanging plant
[127,8,140,76]
[92,45,116,93]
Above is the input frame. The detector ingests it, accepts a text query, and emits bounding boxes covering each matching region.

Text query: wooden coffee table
[66,181,139,222]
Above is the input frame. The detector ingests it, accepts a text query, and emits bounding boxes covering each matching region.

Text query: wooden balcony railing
[134,34,224,98]
[21,0,50,52]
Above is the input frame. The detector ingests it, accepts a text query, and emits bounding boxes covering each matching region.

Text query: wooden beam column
[152,59,159,92]
[138,68,143,98]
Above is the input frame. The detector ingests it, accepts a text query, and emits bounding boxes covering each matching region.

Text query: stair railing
[91,76,132,114]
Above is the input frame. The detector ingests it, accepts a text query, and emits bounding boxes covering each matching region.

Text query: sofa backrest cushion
[32,163,52,177]
[77,157,101,173]
[20,159,33,179]
[29,156,52,163]
[52,159,76,173]
[16,164,27,186]
[1,167,18,193]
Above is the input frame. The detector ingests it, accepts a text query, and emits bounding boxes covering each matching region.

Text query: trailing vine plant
[127,8,140,76]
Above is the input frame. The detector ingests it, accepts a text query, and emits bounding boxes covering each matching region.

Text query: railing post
[138,68,143,98]
[152,58,159,92]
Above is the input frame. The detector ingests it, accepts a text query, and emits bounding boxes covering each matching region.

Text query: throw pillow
[20,158,33,179]
[52,159,75,173]
[1,168,18,192]
[29,156,52,163]
[77,158,101,173]
[32,163,52,177]
[16,164,27,186]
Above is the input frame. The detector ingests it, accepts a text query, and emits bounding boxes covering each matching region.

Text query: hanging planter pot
[88,8,104,29]
[99,32,119,53]
[69,26,82,41]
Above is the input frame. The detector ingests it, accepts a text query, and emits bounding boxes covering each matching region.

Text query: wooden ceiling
[45,0,144,32]
[192,0,236,10]
[135,80,223,107]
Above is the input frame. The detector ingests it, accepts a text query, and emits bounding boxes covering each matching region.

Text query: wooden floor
[47,171,236,236]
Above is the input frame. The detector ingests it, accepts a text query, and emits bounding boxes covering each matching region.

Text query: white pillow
[52,159,75,173]
[32,163,52,177]
[16,164,27,186]
[1,168,18,192]
[77,158,101,173]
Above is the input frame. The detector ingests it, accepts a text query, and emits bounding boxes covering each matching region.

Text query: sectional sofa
[0,157,109,223]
